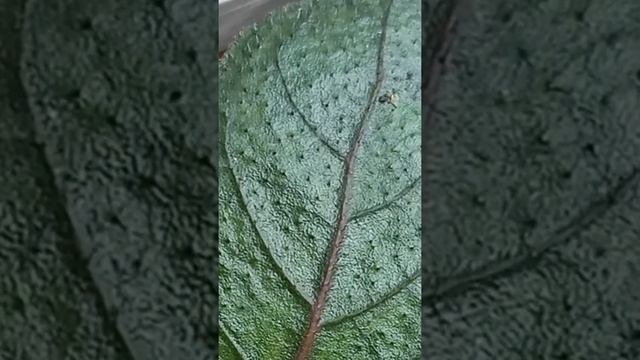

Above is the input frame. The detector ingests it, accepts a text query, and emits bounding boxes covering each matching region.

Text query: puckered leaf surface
[219,0,421,358]
[424,0,640,358]
[2,0,217,359]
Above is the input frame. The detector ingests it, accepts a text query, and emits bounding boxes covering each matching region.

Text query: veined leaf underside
[220,0,420,358]
[293,1,394,357]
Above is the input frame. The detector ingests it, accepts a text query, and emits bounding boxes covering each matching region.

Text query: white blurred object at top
[219,0,300,55]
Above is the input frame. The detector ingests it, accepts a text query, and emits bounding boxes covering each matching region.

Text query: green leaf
[219,0,421,358]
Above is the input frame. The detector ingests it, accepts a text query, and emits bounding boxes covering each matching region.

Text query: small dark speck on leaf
[79,18,92,30]
[583,143,595,155]
[66,89,81,99]
[106,115,117,126]
[138,175,155,189]
[516,47,529,61]
[523,218,537,229]
[536,135,549,145]
[186,48,197,62]
[471,195,485,207]
[169,90,182,102]
[605,32,619,46]
[106,213,120,225]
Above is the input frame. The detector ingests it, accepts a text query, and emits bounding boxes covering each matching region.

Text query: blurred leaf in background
[424,0,640,358]
[1,0,217,359]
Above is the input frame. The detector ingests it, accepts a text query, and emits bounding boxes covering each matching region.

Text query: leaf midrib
[293,1,394,358]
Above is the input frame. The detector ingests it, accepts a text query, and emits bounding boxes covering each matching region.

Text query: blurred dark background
[1,0,217,359]
[423,0,640,359]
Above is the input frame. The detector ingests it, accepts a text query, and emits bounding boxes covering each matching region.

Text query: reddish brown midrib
[293,1,393,359]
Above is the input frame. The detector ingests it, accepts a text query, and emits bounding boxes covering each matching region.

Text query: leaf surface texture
[424,0,640,358]
[219,0,421,358]
[1,0,218,359]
